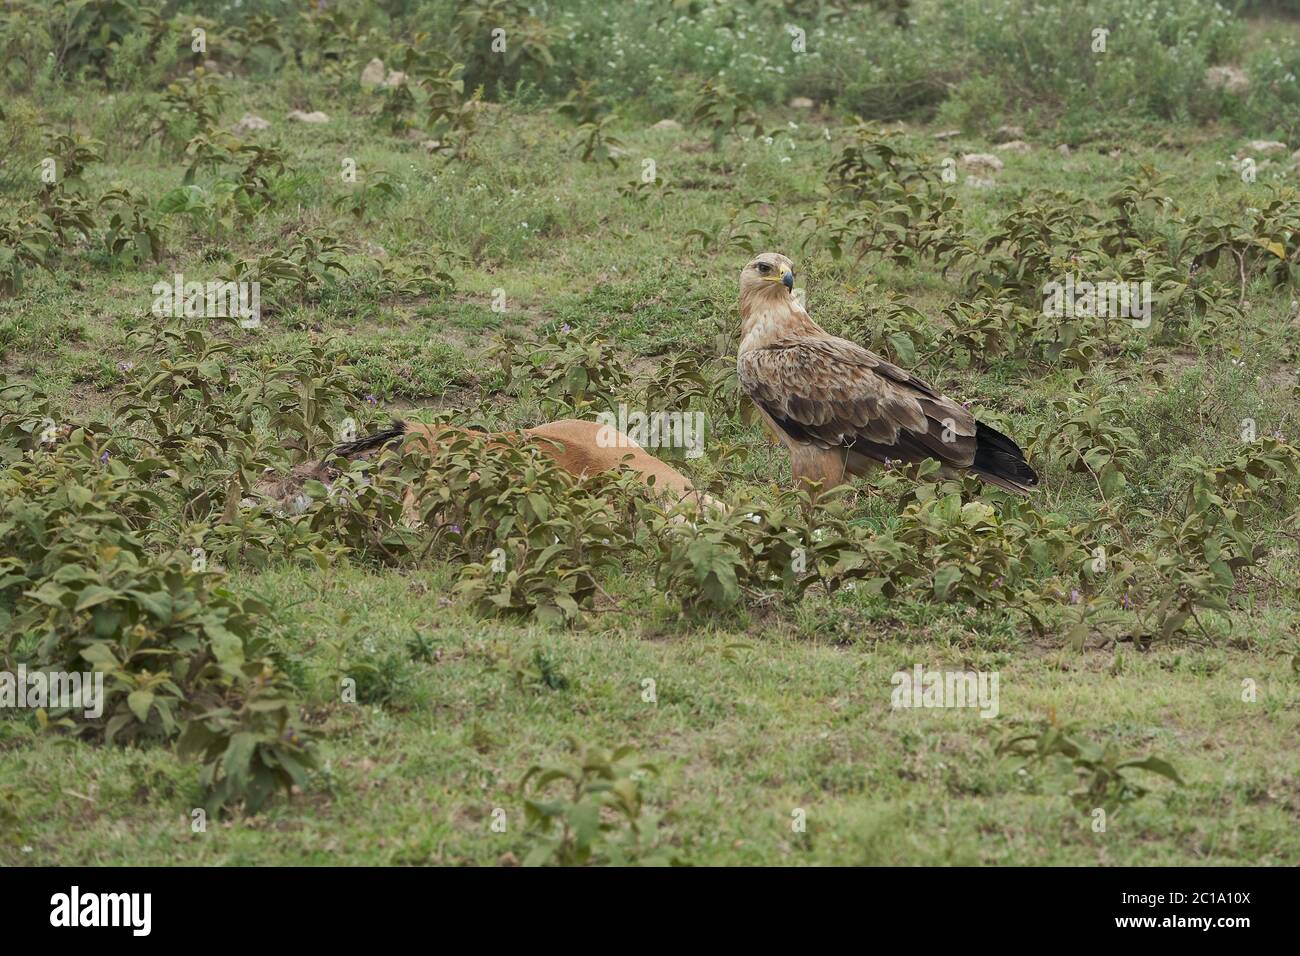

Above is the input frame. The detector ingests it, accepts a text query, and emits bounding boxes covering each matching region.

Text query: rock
[288,110,329,124]
[933,129,961,141]
[364,242,388,260]
[1231,155,1269,178]
[1289,148,1300,166]
[382,70,407,89]
[993,124,1024,142]
[1245,139,1287,155]
[1205,65,1249,95]
[360,58,386,88]
[420,139,443,153]
[965,175,996,190]
[959,152,1004,173]
[788,96,815,109]
[996,140,1031,153]
[1108,148,1122,159]
[1057,143,1071,156]
[232,112,271,135]
[651,118,683,132]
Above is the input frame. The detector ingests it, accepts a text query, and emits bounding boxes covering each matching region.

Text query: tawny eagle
[736,252,1038,494]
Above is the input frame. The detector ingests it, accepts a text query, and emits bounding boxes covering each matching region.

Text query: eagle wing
[738,335,978,468]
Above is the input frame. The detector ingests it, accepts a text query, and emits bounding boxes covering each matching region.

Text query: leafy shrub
[493,330,631,417]
[98,187,164,263]
[153,66,227,146]
[998,719,1184,813]
[1106,438,1300,643]
[878,482,1083,607]
[689,79,763,151]
[492,646,570,693]
[113,323,376,575]
[1031,393,1141,497]
[287,426,641,624]
[848,290,934,368]
[828,122,939,201]
[519,739,671,866]
[177,675,318,817]
[426,434,635,623]
[408,56,480,155]
[369,246,460,299]
[0,208,59,296]
[0,418,316,813]
[801,124,961,266]
[647,487,883,613]
[455,0,556,95]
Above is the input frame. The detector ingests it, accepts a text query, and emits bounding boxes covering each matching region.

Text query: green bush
[0,413,318,814]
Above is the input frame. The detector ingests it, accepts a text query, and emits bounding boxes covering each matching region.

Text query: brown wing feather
[738,335,977,467]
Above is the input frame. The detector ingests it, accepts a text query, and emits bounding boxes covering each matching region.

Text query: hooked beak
[761,268,795,292]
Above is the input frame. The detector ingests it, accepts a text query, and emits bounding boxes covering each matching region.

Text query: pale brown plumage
[736,252,1038,494]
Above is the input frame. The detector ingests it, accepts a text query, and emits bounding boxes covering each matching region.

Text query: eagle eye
[756,262,771,274]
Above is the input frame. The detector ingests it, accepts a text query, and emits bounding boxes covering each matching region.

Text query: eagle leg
[790,443,849,489]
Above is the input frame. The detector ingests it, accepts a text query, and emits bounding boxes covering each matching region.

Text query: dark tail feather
[331,419,408,458]
[971,421,1038,494]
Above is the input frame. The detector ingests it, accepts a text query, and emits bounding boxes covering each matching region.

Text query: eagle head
[739,252,795,300]
[738,253,798,335]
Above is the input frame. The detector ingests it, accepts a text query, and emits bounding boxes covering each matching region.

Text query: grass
[1,0,1299,866]
[4,563,1297,865]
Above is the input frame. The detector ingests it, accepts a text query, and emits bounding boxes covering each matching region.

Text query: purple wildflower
[99,451,110,465]
[365,394,378,406]
[561,323,572,333]
[1069,588,1081,605]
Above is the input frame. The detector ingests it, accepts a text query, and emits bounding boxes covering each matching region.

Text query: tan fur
[254,419,722,515]
[401,419,719,510]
